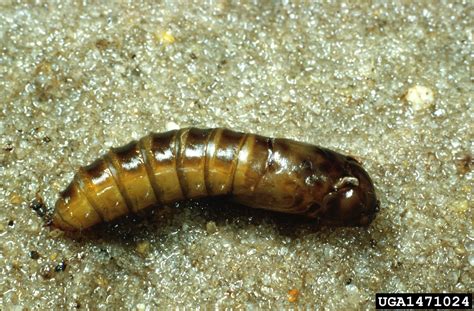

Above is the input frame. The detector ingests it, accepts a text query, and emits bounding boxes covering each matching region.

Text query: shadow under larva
[51,128,380,232]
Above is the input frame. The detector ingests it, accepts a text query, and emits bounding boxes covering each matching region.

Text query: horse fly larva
[52,128,379,231]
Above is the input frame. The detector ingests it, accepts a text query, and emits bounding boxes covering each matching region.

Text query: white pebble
[114,64,126,74]
[469,255,474,266]
[165,121,180,130]
[206,221,217,234]
[346,284,359,293]
[135,303,146,311]
[405,85,434,111]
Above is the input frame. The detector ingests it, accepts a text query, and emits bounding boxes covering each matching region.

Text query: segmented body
[52,128,378,231]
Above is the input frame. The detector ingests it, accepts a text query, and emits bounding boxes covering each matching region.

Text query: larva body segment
[52,128,379,231]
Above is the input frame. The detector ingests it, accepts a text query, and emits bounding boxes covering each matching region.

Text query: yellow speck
[95,274,109,288]
[288,288,299,303]
[10,193,22,205]
[136,241,150,255]
[50,252,58,261]
[452,200,469,214]
[454,246,466,255]
[157,31,175,44]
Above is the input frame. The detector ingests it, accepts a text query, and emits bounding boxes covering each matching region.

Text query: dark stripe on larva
[229,132,249,194]
[76,168,106,222]
[138,137,162,205]
[104,153,134,213]
[202,128,217,196]
[52,127,379,231]
[175,129,188,199]
[204,128,219,196]
[56,185,77,228]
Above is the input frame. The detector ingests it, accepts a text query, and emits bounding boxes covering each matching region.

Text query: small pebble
[454,153,472,174]
[42,136,51,143]
[48,229,64,238]
[206,221,217,234]
[136,241,150,255]
[9,193,22,205]
[29,250,40,260]
[157,31,175,44]
[95,274,109,287]
[405,85,434,111]
[54,261,67,272]
[451,200,468,214]
[50,253,58,261]
[30,197,47,217]
[166,121,180,131]
[39,265,53,279]
[136,303,146,311]
[469,255,474,267]
[288,288,299,303]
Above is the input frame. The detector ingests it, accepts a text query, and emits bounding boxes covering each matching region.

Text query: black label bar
[375,293,472,309]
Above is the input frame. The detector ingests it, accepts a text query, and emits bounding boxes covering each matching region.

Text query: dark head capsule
[319,157,379,226]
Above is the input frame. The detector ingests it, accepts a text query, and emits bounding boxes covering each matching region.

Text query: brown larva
[52,128,379,231]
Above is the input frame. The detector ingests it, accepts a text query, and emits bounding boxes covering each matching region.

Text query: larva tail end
[51,181,103,231]
[51,209,77,231]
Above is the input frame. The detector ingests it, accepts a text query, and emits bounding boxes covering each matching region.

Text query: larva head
[319,157,379,226]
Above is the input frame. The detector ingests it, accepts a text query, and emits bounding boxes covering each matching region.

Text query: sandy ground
[0,1,472,309]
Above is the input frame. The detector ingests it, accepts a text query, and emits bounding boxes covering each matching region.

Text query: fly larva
[52,128,379,231]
